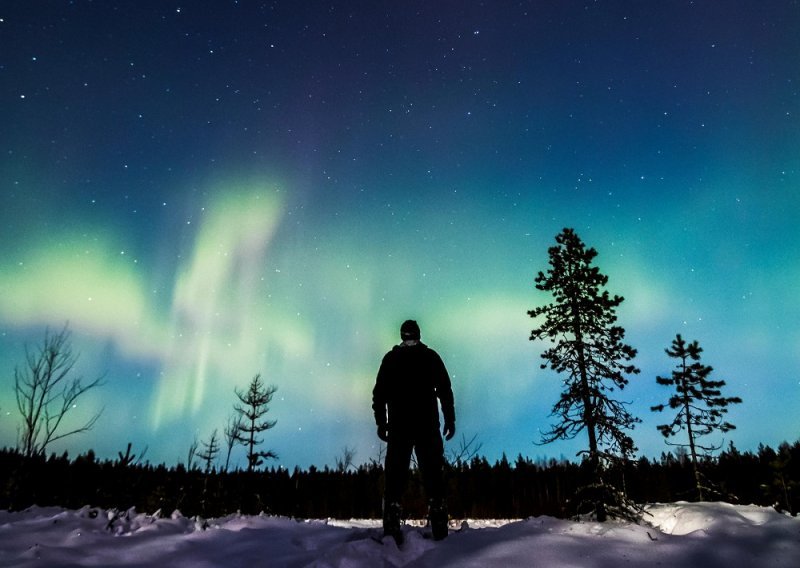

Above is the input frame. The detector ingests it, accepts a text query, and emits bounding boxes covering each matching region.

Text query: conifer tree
[651,334,742,500]
[233,374,278,472]
[529,228,640,521]
[197,429,220,473]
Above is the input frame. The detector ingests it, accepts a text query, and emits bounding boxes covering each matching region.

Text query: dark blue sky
[1,1,798,469]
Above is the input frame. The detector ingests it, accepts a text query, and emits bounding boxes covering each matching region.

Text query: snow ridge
[0,502,797,567]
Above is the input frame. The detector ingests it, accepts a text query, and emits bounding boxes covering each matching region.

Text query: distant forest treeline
[2,441,797,520]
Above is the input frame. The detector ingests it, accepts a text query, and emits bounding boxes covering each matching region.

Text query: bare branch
[447,433,484,466]
[13,324,104,457]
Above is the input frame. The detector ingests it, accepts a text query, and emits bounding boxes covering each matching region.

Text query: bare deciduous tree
[369,443,386,470]
[447,432,484,467]
[335,446,357,472]
[117,442,148,467]
[186,435,199,471]
[14,325,104,457]
[223,413,243,472]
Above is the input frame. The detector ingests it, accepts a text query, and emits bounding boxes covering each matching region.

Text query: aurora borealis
[1,1,798,469]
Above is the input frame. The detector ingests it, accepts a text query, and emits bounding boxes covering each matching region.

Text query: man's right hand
[377,425,389,442]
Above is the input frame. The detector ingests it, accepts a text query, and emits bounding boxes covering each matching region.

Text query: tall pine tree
[233,374,278,472]
[529,228,640,521]
[651,334,742,500]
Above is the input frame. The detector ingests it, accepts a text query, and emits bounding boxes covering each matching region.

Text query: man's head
[400,319,421,341]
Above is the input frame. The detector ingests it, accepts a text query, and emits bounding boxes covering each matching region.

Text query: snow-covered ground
[0,502,797,567]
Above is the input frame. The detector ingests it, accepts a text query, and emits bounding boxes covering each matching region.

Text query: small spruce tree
[529,228,641,521]
[233,374,278,472]
[652,334,742,500]
[197,429,221,473]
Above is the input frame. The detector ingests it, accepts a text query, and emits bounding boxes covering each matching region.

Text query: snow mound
[646,501,787,535]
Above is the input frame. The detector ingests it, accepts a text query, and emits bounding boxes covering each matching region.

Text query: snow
[0,502,797,567]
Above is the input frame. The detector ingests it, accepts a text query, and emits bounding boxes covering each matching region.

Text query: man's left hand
[377,425,389,442]
[443,422,455,441]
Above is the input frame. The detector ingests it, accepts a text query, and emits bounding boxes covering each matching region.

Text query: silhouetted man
[372,319,456,543]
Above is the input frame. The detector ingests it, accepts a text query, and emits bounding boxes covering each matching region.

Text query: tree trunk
[680,358,703,501]
[573,307,606,521]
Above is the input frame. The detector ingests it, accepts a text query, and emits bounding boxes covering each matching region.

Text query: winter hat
[400,319,421,341]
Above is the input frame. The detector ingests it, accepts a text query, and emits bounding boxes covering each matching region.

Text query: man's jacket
[372,341,455,434]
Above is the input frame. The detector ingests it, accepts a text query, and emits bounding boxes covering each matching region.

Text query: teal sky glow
[1,1,798,469]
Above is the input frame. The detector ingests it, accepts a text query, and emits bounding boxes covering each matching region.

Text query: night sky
[1,1,798,470]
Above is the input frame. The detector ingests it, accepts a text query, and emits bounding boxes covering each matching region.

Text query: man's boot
[428,499,448,540]
[383,501,404,545]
